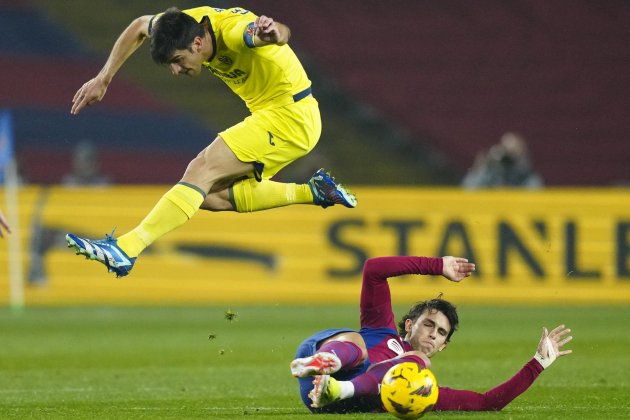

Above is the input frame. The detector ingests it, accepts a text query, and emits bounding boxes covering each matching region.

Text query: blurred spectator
[61,140,111,186]
[462,132,543,189]
[0,208,10,238]
[28,140,110,285]
[0,155,30,186]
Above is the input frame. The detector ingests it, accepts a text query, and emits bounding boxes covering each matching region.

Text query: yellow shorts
[219,94,321,180]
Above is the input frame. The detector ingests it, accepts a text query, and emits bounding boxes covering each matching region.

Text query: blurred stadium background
[1,1,629,418]
[3,0,629,186]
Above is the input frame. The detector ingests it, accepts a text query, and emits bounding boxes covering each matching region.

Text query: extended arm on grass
[534,324,573,369]
[434,324,573,411]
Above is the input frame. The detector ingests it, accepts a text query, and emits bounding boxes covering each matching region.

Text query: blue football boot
[308,168,358,209]
[66,232,136,278]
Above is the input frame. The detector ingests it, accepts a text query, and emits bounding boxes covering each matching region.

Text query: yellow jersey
[151,6,312,112]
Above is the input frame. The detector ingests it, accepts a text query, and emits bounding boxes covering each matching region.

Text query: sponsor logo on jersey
[387,338,404,355]
[208,67,245,79]
[218,55,233,65]
[206,66,248,82]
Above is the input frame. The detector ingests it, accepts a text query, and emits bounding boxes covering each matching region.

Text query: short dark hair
[397,297,459,342]
[150,7,206,64]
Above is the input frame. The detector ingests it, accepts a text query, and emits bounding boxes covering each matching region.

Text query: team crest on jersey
[218,55,233,66]
[243,22,257,48]
[387,338,404,355]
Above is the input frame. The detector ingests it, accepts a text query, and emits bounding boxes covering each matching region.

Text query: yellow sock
[117,183,206,257]
[232,178,314,213]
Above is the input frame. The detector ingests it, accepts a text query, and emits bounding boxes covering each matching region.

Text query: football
[380,362,439,419]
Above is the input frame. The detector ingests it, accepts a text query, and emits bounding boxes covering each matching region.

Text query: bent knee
[184,152,208,176]
[200,190,233,211]
[322,332,368,362]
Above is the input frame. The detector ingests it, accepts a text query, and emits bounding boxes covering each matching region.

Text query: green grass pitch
[1,304,628,419]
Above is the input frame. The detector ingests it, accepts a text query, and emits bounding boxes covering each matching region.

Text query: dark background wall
[3,0,629,186]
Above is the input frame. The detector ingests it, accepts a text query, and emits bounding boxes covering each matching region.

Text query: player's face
[167,35,210,77]
[405,309,451,357]
[168,47,204,76]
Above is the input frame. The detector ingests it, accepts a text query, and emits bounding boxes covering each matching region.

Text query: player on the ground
[66,6,357,277]
[0,208,10,238]
[290,256,572,413]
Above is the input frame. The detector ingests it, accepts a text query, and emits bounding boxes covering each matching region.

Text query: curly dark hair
[150,7,206,64]
[397,296,459,342]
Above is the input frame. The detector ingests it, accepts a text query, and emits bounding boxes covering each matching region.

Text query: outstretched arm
[0,209,10,238]
[71,15,152,115]
[534,324,573,368]
[442,256,476,282]
[360,256,475,329]
[435,324,573,411]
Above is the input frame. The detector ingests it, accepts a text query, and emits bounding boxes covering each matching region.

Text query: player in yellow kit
[66,6,357,277]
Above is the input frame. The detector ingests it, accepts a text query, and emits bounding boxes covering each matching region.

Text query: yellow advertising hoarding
[1,186,629,305]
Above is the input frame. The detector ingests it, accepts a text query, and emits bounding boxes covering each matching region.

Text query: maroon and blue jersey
[294,256,443,410]
[358,256,443,365]
[294,257,443,372]
[295,256,546,413]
